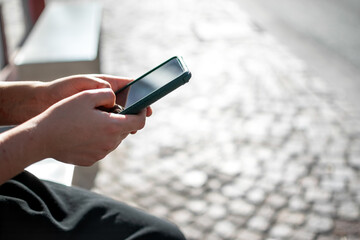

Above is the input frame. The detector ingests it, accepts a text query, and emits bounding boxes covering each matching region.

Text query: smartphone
[115,56,191,114]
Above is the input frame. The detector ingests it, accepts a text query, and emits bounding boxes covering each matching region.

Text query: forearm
[0,119,45,185]
[0,81,51,125]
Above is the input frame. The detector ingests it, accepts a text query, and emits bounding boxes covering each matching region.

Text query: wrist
[34,81,57,111]
[0,119,46,184]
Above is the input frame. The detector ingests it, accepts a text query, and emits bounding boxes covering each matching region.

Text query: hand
[46,74,132,105]
[0,75,154,183]
[33,88,148,166]
[0,74,134,125]
[46,74,153,115]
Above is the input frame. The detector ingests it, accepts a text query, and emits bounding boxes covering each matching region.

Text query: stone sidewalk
[93,0,360,239]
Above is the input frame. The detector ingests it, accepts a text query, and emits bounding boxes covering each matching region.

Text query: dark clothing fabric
[0,171,186,240]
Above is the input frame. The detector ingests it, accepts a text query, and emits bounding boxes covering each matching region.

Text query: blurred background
[1,0,359,239]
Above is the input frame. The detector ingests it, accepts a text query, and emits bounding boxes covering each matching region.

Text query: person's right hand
[31,88,147,166]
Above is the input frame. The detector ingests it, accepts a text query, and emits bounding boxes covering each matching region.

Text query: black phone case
[116,56,191,115]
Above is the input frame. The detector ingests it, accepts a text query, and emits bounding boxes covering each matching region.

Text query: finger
[146,106,153,117]
[91,74,134,91]
[110,109,147,132]
[81,75,112,90]
[62,75,112,91]
[82,88,116,109]
[49,75,112,103]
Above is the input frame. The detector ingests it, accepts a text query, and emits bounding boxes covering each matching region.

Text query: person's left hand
[46,74,125,104]
[45,74,153,117]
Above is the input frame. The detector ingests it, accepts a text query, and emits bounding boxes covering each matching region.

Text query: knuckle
[79,90,93,98]
[102,89,116,101]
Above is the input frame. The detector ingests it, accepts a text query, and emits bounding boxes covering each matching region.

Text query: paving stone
[237,229,262,240]
[187,188,206,198]
[186,199,208,215]
[214,220,237,239]
[270,122,292,139]
[266,193,288,210]
[204,232,220,240]
[247,215,271,232]
[217,160,242,176]
[284,162,307,182]
[246,188,266,205]
[205,192,228,205]
[321,177,346,192]
[170,179,188,193]
[150,204,169,218]
[194,215,214,232]
[170,209,193,225]
[282,138,306,157]
[207,178,222,191]
[228,199,255,217]
[181,170,208,188]
[277,209,306,226]
[222,183,246,199]
[288,196,309,211]
[337,201,360,221]
[313,202,336,217]
[349,152,360,169]
[181,225,203,240]
[137,196,158,209]
[333,192,354,203]
[243,115,273,138]
[281,184,302,196]
[257,205,276,220]
[164,194,187,210]
[233,178,255,193]
[292,228,316,240]
[269,223,294,239]
[207,204,227,220]
[227,215,246,227]
[316,235,337,240]
[355,192,360,205]
[306,214,334,234]
[349,139,360,169]
[256,177,277,192]
[300,176,319,188]
[305,187,332,203]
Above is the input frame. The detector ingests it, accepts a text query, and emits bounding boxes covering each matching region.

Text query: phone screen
[123,58,185,108]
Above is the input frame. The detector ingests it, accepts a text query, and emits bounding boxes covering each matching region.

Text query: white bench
[7,2,103,188]
[25,158,75,186]
[14,1,102,81]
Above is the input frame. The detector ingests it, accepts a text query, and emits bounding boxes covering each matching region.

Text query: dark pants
[0,171,186,240]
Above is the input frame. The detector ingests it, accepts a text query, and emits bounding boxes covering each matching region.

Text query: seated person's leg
[0,171,186,240]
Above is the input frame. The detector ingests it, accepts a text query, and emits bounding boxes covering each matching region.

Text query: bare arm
[0,75,112,125]
[0,81,48,125]
[0,75,152,185]
[0,116,46,184]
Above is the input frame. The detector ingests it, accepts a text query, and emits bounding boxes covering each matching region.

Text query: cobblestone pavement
[92,0,360,239]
